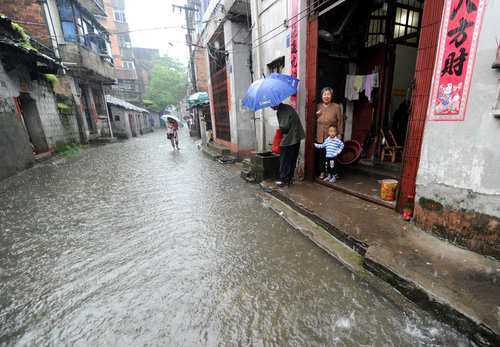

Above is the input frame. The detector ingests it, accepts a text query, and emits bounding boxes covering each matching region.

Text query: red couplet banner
[428,0,485,121]
[289,0,299,111]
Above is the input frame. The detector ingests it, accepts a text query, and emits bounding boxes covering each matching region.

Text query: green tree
[145,54,187,112]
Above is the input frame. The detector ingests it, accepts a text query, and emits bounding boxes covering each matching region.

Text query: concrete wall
[225,20,255,155]
[414,0,500,258]
[109,105,132,138]
[254,0,308,173]
[0,59,35,179]
[37,82,80,148]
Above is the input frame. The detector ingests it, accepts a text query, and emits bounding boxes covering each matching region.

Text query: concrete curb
[262,184,500,346]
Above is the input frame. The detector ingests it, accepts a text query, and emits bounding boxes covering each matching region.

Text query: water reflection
[0,130,469,345]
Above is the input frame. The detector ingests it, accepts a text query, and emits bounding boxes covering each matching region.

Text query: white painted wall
[254,0,307,157]
[224,20,255,152]
[416,0,500,217]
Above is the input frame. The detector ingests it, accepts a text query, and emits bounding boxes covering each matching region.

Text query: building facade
[99,0,140,101]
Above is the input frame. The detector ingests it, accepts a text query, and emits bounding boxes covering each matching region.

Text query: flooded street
[0,129,469,345]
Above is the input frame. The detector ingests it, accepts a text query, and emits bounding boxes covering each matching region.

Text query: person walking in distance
[270,103,305,187]
[166,120,180,150]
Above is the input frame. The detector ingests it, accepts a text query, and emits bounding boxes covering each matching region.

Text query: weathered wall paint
[415,0,500,258]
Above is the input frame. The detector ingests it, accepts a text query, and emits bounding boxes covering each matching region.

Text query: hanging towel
[365,74,373,101]
[360,75,367,93]
[344,75,359,101]
[354,75,363,93]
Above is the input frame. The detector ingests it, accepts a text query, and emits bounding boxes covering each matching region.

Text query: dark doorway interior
[18,92,49,154]
[80,85,97,134]
[312,0,423,209]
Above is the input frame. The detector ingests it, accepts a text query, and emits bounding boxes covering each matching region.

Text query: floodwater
[0,129,470,345]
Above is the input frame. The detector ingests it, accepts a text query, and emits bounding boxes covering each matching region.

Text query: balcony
[59,42,115,83]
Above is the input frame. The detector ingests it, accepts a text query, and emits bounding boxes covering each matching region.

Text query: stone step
[202,146,221,160]
[207,142,231,156]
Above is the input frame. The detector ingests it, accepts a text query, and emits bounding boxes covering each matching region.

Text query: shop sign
[428,0,485,121]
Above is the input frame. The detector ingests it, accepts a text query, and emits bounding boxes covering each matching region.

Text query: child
[314,125,344,182]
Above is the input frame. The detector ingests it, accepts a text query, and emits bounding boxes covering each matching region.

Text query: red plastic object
[338,139,362,165]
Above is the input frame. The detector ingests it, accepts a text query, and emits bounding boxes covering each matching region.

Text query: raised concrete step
[207,142,231,156]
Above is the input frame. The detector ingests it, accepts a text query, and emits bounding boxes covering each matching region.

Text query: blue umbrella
[242,73,300,111]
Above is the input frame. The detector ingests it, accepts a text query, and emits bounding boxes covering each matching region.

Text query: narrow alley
[0,129,469,345]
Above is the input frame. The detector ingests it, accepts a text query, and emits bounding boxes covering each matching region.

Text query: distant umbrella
[242,73,299,111]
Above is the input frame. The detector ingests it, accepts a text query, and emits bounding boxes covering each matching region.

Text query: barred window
[114,8,126,22]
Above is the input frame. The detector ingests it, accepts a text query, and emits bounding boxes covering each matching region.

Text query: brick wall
[0,0,50,46]
[194,48,208,92]
[414,201,499,260]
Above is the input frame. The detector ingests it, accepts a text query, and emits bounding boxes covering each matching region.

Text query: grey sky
[125,0,190,65]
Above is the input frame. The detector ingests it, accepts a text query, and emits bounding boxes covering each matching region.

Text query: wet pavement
[264,179,500,345]
[0,129,474,345]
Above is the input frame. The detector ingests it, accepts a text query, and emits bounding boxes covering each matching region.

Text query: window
[57,0,109,55]
[57,0,77,42]
[267,56,285,73]
[393,6,421,43]
[114,8,126,22]
[118,34,131,48]
[119,80,136,91]
[122,60,134,69]
[365,7,387,47]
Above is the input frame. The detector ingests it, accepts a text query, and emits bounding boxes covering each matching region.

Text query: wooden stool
[380,129,404,163]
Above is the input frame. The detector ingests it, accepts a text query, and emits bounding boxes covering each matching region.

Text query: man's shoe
[275,180,289,187]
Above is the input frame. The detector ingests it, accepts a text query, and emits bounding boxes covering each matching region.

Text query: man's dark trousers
[279,142,300,183]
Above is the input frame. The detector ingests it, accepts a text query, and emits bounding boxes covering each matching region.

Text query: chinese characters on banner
[289,0,299,110]
[428,0,485,121]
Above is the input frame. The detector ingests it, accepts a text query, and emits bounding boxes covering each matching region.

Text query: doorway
[308,0,423,209]
[17,93,49,154]
[80,85,97,134]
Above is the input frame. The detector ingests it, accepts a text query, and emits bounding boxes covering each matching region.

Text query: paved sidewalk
[261,179,500,346]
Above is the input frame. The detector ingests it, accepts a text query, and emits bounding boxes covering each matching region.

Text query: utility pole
[173,4,198,93]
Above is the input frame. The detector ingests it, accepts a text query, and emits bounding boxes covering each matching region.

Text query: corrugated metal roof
[105,94,149,113]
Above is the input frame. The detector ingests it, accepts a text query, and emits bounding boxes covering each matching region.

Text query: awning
[188,92,209,105]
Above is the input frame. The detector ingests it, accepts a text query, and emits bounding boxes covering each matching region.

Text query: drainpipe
[41,1,60,58]
[251,0,265,151]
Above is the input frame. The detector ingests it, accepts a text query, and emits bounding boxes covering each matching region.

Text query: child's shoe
[330,176,337,182]
[324,175,331,182]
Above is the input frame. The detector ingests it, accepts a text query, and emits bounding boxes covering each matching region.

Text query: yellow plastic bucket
[380,179,398,201]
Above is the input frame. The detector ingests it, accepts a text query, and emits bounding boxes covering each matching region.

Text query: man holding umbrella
[242,73,305,187]
[271,103,305,186]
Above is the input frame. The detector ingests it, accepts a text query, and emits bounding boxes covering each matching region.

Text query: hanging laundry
[354,75,363,93]
[372,72,379,88]
[365,74,373,101]
[344,75,359,101]
[360,75,367,93]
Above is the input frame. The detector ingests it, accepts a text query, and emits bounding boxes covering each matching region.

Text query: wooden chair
[380,129,404,163]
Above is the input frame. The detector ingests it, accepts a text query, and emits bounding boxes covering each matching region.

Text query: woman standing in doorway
[315,87,343,179]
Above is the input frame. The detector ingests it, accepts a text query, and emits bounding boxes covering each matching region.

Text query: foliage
[55,92,72,104]
[57,102,73,115]
[43,74,59,87]
[11,22,37,50]
[56,142,85,156]
[144,54,187,112]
